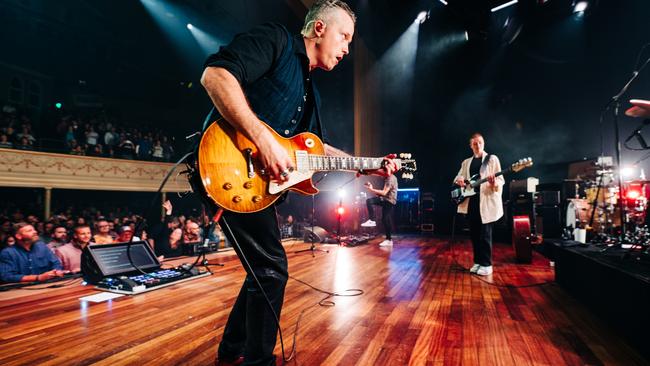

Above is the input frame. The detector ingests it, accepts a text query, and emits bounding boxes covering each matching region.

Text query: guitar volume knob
[232,195,242,203]
[252,195,262,203]
[223,183,233,190]
[243,181,253,189]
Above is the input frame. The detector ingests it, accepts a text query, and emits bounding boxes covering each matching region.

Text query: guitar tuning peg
[407,153,411,159]
[399,153,405,158]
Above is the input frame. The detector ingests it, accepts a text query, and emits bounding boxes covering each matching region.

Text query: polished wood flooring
[0,236,646,365]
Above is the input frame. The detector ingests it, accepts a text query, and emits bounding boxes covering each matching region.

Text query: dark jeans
[366,197,395,240]
[468,196,493,266]
[218,205,288,366]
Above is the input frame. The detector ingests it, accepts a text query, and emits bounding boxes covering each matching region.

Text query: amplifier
[535,191,561,206]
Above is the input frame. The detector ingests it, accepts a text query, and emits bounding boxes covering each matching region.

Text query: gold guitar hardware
[232,195,242,203]
[244,181,253,189]
[223,183,233,190]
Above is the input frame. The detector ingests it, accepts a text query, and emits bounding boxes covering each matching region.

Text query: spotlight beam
[491,0,518,13]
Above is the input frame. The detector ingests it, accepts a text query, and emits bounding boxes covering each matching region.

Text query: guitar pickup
[243,148,255,178]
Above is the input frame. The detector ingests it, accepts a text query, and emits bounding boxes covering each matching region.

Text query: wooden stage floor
[0,235,646,365]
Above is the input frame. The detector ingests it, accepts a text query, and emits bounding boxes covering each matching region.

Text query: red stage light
[626,189,641,199]
[337,206,345,215]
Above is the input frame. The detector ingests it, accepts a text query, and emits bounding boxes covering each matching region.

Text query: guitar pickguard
[269,171,315,194]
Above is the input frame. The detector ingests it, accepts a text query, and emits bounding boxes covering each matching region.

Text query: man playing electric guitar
[453,133,504,276]
[200,2,397,365]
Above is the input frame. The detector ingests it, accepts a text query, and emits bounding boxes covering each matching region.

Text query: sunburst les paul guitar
[450,157,533,204]
[197,118,417,213]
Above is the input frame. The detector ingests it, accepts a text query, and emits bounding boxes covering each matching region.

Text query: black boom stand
[602,48,650,249]
[190,206,226,273]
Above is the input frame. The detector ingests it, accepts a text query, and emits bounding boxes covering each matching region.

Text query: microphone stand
[295,173,329,256]
[603,55,650,250]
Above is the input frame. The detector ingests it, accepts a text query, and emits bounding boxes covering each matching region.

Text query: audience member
[182,219,201,244]
[47,225,69,251]
[151,200,183,258]
[116,225,140,242]
[54,224,92,273]
[0,223,64,283]
[0,133,12,148]
[93,219,114,244]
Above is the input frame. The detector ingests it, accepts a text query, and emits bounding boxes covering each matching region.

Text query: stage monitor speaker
[303,226,328,243]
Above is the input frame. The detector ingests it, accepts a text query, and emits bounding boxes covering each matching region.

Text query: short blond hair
[469,132,483,144]
[301,0,356,38]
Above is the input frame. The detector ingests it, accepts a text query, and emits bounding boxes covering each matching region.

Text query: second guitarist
[453,133,504,276]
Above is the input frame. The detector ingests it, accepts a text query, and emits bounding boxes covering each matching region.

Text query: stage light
[626,189,641,200]
[186,23,193,30]
[337,188,346,198]
[464,31,469,41]
[438,0,448,5]
[573,1,588,13]
[621,167,636,178]
[55,102,62,109]
[337,206,345,215]
[415,11,429,24]
[491,0,518,13]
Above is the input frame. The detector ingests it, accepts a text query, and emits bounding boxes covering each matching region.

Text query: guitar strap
[481,154,492,172]
[310,82,325,141]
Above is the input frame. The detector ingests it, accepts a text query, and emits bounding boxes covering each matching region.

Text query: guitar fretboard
[296,153,393,172]
[469,169,510,188]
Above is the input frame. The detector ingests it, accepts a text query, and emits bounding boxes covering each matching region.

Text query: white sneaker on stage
[361,220,376,227]
[379,239,393,247]
[476,266,493,276]
[470,264,480,273]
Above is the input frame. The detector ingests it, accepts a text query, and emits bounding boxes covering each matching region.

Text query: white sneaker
[476,266,493,276]
[361,220,376,227]
[470,264,480,273]
[379,239,393,247]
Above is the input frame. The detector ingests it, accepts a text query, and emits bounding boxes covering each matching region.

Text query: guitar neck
[470,168,510,188]
[304,154,394,172]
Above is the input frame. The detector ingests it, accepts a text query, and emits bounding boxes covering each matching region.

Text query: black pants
[468,196,493,266]
[218,205,287,366]
[366,197,395,240]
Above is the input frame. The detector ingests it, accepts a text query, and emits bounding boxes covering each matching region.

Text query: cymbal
[625,99,650,118]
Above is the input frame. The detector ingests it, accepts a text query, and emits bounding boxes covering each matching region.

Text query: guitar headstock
[511,157,533,172]
[398,153,417,180]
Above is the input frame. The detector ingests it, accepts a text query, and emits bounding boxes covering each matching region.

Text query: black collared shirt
[204,23,320,137]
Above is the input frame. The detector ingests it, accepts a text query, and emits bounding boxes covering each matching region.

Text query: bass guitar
[197,118,417,213]
[450,157,533,204]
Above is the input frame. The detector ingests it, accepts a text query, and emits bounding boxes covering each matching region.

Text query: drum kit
[564,99,650,246]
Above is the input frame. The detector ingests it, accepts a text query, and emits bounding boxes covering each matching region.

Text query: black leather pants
[217,205,288,366]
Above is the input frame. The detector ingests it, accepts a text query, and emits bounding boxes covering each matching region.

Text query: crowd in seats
[0,201,225,283]
[0,103,177,162]
[0,105,36,151]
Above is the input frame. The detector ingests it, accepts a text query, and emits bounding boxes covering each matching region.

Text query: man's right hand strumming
[256,132,293,183]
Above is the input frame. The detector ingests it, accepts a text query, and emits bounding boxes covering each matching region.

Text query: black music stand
[295,174,329,257]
